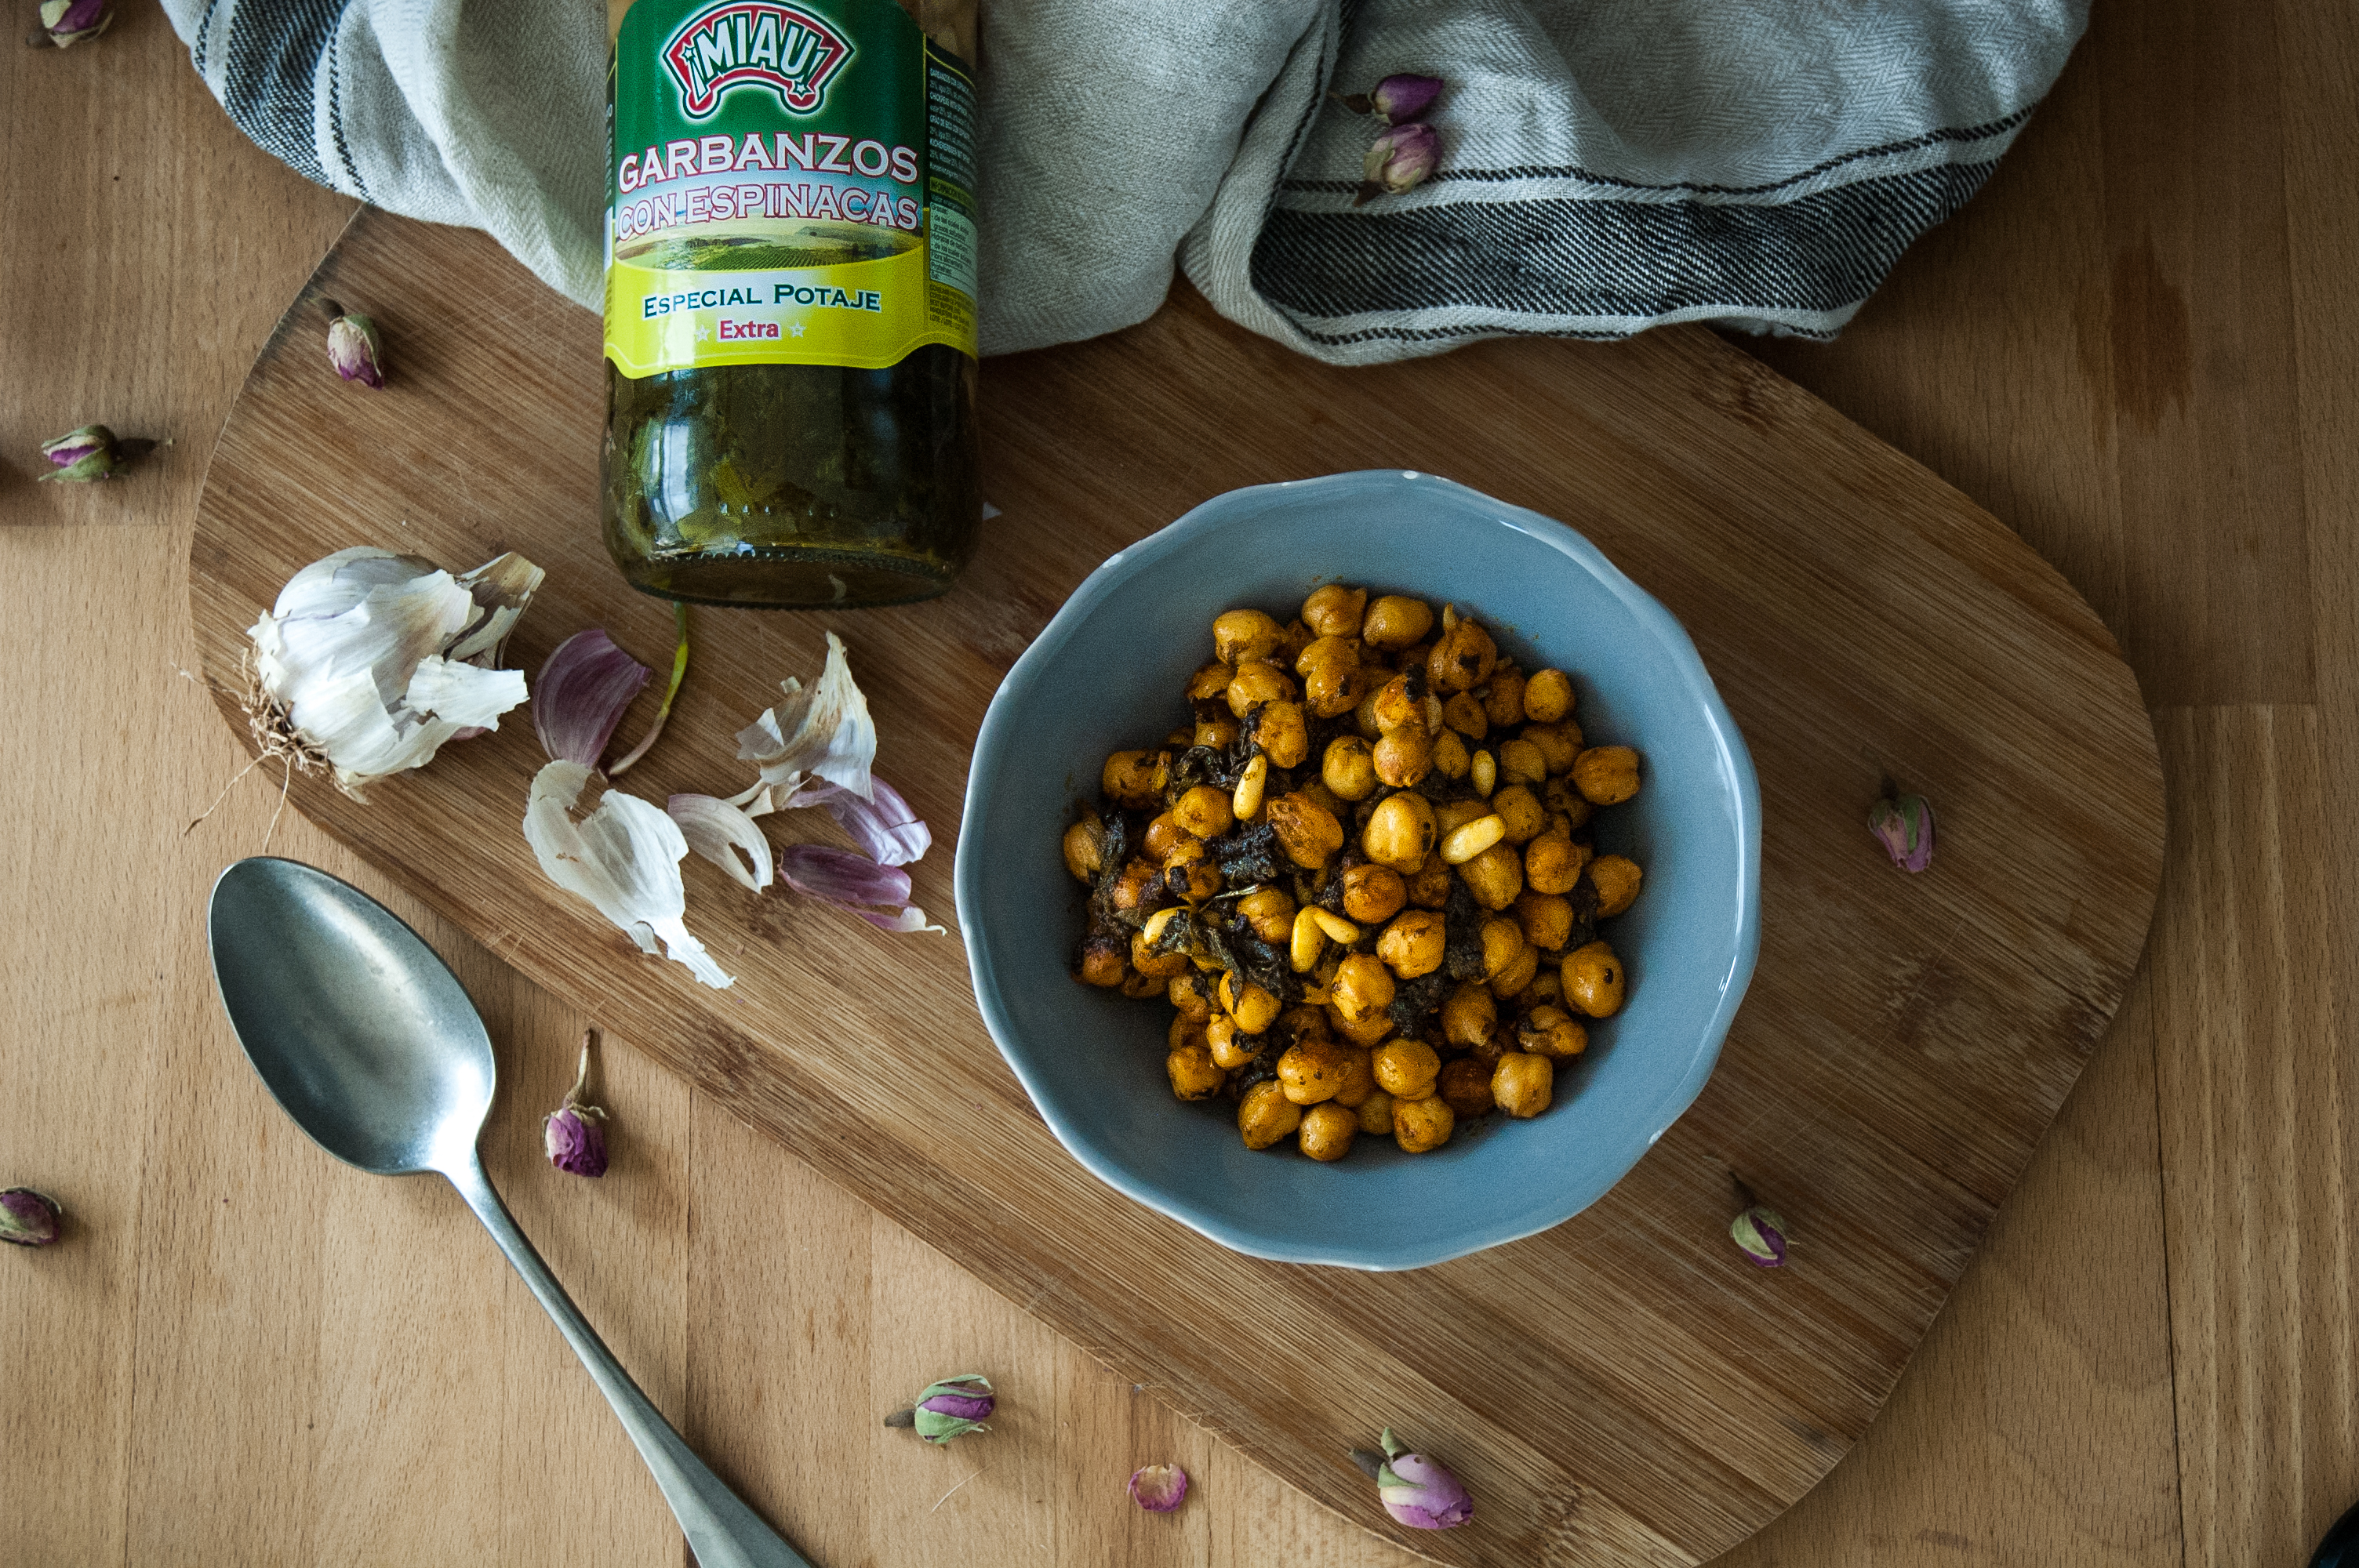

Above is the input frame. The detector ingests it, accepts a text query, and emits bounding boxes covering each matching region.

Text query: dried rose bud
[0,1188,62,1247]
[31,0,111,47]
[1129,1464,1189,1512]
[1869,791,1934,873]
[1355,123,1440,207]
[884,1373,994,1443]
[39,423,118,481]
[1370,74,1443,123]
[1347,1428,1472,1530]
[324,302,386,388]
[1732,1203,1788,1267]
[543,1032,609,1178]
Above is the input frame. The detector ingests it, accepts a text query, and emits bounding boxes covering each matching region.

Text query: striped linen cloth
[164,0,2085,364]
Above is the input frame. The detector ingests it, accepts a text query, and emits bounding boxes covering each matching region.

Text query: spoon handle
[445,1156,816,1568]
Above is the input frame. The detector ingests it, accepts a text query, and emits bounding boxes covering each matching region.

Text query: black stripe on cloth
[325,24,369,201]
[1249,159,1997,334]
[219,0,348,188]
[191,0,221,72]
[1279,107,2034,199]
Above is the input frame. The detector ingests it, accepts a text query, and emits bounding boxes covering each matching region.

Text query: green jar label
[605,0,978,375]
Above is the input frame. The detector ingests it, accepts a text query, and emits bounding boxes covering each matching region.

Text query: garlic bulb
[248,547,543,799]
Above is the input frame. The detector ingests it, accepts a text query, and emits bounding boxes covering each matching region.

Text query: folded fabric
[165,0,2085,365]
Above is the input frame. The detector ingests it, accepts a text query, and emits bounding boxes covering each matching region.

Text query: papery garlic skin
[736,632,878,802]
[524,760,733,989]
[668,793,776,891]
[249,547,543,798]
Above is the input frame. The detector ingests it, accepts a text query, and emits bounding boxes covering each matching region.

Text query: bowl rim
[955,470,1762,1269]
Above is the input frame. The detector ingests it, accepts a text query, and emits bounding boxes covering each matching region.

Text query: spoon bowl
[209,857,492,1176]
[206,857,810,1568]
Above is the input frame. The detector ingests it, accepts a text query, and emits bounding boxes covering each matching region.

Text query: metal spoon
[208,856,812,1568]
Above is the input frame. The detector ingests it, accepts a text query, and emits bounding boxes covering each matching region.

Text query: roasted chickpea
[1467,1025,1510,1068]
[1276,618,1315,667]
[1362,595,1434,650]
[1213,608,1284,666]
[1278,1036,1354,1105]
[1166,1038,1226,1100]
[1169,1013,1206,1051]
[1266,792,1345,869]
[1481,666,1527,728]
[1525,969,1564,1008]
[1489,943,1540,1000]
[1169,972,1213,1022]
[1561,940,1627,1017]
[1296,1102,1358,1162]
[1331,953,1398,1025]
[1226,659,1296,720]
[1492,1052,1554,1117]
[1571,746,1641,805]
[1340,863,1409,924]
[1441,982,1497,1049]
[1318,735,1377,801]
[1062,818,1106,882]
[1431,729,1470,779]
[1521,720,1583,774]
[1206,1014,1259,1069]
[1352,684,1387,740]
[1140,812,1193,863]
[1302,583,1368,637]
[1253,699,1310,769]
[1406,857,1454,909]
[1497,737,1547,787]
[1393,1094,1456,1153]
[1373,726,1433,788]
[1524,833,1589,895]
[1102,750,1163,809]
[1438,1057,1496,1118]
[1377,909,1447,978]
[1171,786,1233,840]
[1518,1004,1588,1059]
[1491,783,1545,844]
[1427,616,1498,694]
[1078,935,1127,987]
[1362,793,1437,874]
[1522,668,1575,723]
[1478,916,1527,980]
[1299,779,1348,818]
[1542,774,1596,829]
[1132,927,1190,978]
[1163,840,1222,903]
[1355,1087,1397,1136]
[1372,1036,1441,1099]
[1219,971,1282,1033]
[1588,854,1644,916]
[1238,1080,1303,1149]
[1459,840,1525,909]
[1372,673,1426,734]
[1187,662,1234,702]
[1237,886,1296,944]
[1193,706,1240,751]
[1434,798,1491,836]
[1296,636,1365,716]
[1108,859,1167,917]
[1331,1047,1376,1109]
[1331,1006,1395,1047]
[1121,967,1166,1000]
[1442,692,1488,739]
[1514,891,1575,953]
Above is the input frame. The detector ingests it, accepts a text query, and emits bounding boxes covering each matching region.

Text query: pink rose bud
[324,302,386,388]
[1370,74,1443,123]
[1356,123,1440,206]
[885,1374,995,1443]
[0,1188,62,1247]
[33,0,111,47]
[543,1032,610,1178]
[1869,791,1934,873]
[38,423,118,481]
[1128,1464,1189,1512]
[1732,1203,1788,1267]
[1348,1429,1472,1530]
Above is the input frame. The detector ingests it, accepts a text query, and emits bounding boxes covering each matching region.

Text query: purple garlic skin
[0,1188,62,1247]
[1356,123,1440,205]
[543,1106,609,1178]
[325,310,386,388]
[1129,1463,1189,1512]
[1369,74,1443,123]
[1869,793,1934,872]
[1732,1203,1789,1267]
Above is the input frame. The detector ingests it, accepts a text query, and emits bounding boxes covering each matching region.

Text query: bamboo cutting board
[188,209,2164,1567]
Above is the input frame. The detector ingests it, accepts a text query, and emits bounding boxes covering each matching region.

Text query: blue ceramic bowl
[956,471,1760,1269]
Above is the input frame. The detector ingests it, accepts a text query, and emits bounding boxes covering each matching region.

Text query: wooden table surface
[2,2,2347,1564]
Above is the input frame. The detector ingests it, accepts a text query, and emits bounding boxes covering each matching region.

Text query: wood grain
[180,201,2162,1565]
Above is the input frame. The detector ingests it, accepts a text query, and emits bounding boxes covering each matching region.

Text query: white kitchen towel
[164,0,2086,363]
